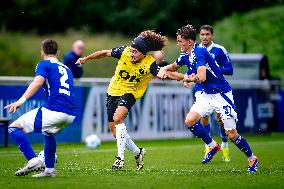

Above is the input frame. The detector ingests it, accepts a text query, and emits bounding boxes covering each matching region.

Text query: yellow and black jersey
[108,46,160,99]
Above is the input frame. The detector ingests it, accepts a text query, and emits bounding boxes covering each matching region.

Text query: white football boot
[32,170,58,178]
[15,159,44,176]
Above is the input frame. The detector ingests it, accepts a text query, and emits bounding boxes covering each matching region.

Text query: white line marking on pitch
[0,140,283,156]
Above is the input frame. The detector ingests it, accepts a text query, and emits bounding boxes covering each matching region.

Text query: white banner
[81,82,194,141]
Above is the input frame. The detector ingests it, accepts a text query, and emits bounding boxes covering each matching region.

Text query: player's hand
[183,74,191,83]
[4,101,23,113]
[183,73,195,83]
[76,57,88,65]
[157,67,167,80]
[183,81,192,88]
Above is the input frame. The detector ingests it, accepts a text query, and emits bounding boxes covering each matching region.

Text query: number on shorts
[58,66,70,96]
[223,105,231,115]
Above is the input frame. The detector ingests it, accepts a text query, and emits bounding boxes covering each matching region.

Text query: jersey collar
[200,41,215,51]
[46,57,59,63]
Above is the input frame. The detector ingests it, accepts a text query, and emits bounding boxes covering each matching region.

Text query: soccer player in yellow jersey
[76,30,182,170]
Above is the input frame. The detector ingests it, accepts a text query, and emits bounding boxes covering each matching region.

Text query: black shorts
[106,93,136,122]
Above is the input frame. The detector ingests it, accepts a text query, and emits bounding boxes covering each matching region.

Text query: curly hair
[176,24,197,41]
[139,30,168,51]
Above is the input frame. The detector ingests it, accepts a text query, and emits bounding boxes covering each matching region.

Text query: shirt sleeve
[175,54,186,66]
[111,46,126,59]
[35,61,48,78]
[150,62,160,76]
[217,48,233,75]
[195,48,206,68]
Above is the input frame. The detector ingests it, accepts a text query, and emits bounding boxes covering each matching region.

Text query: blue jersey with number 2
[35,58,76,115]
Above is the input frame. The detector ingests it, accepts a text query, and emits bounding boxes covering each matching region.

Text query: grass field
[0,133,283,189]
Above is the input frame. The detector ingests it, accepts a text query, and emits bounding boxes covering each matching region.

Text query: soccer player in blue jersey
[162,24,258,173]
[197,25,233,162]
[5,39,76,177]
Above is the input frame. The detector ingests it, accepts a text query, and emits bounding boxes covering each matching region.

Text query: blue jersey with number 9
[35,58,76,115]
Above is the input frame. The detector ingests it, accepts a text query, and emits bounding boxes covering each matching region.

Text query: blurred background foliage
[0,0,283,79]
[0,0,282,35]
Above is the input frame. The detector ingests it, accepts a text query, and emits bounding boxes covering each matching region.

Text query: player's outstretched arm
[165,71,185,81]
[76,50,112,65]
[156,62,186,81]
[156,68,185,81]
[184,66,206,83]
[163,63,180,72]
[4,76,45,113]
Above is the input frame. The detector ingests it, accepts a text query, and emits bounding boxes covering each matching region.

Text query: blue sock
[188,122,213,144]
[8,127,36,161]
[219,128,228,142]
[44,134,56,168]
[203,123,211,136]
[233,135,253,157]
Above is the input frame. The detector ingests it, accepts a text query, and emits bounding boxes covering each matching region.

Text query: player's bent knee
[185,118,196,127]
[112,115,124,124]
[225,130,238,141]
[185,111,201,127]
[9,121,23,130]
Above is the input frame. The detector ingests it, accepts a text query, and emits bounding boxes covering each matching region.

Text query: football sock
[221,141,228,149]
[203,123,211,136]
[220,128,228,143]
[116,123,127,160]
[45,168,55,173]
[9,127,36,161]
[233,135,253,157]
[188,122,214,145]
[44,134,56,168]
[248,154,257,161]
[207,140,217,148]
[125,134,140,156]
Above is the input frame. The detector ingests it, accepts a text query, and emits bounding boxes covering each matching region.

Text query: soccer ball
[85,134,101,149]
[38,150,58,167]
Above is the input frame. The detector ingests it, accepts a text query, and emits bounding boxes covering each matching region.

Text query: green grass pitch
[0,133,283,189]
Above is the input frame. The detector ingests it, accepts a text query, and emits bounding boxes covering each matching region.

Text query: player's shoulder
[194,46,208,54]
[39,58,69,69]
[212,43,228,54]
[36,60,50,70]
[38,59,50,65]
[111,46,127,59]
[113,46,128,53]
[64,51,75,59]
[179,51,189,57]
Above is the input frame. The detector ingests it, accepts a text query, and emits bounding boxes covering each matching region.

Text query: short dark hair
[199,25,214,34]
[41,39,58,55]
[176,24,197,41]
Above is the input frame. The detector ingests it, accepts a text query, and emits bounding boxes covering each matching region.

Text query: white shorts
[14,107,75,134]
[191,91,238,123]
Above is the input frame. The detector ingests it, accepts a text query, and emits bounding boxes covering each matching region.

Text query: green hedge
[0,5,284,80]
[0,0,280,35]
[214,5,284,80]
